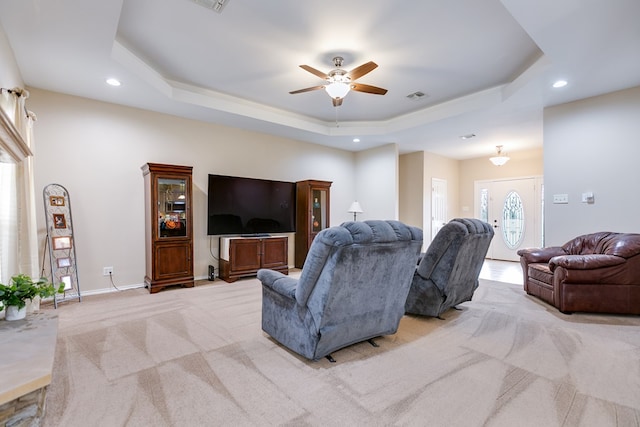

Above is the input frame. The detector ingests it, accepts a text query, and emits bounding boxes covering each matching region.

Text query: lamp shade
[348,200,363,221]
[325,82,350,99]
[348,201,363,214]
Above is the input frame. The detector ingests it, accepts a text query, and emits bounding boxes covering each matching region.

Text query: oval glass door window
[502,190,525,249]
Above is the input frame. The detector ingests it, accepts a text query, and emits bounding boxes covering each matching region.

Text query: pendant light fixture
[489,145,510,166]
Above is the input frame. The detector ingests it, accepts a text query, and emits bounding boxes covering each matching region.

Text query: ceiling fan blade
[332,97,343,107]
[347,61,378,80]
[299,65,329,80]
[289,85,325,94]
[351,83,388,95]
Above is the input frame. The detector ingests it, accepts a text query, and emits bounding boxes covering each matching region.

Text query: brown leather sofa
[517,232,640,314]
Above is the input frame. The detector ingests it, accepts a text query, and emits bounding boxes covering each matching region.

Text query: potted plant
[0,274,64,321]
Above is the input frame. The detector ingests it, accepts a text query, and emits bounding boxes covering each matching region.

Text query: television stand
[219,236,288,283]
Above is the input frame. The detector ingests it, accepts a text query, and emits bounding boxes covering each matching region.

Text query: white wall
[0,25,22,88]
[26,89,371,293]
[354,143,399,221]
[543,85,640,245]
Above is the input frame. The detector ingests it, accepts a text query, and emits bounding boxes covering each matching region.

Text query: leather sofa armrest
[257,269,298,300]
[549,254,625,271]
[517,246,565,263]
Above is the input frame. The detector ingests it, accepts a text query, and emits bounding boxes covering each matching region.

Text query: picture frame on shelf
[49,195,65,206]
[53,213,66,229]
[61,275,72,290]
[52,236,72,250]
[57,257,72,268]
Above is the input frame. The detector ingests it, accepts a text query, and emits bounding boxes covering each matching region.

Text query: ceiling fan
[290,56,388,107]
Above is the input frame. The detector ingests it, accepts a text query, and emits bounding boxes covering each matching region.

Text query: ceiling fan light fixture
[291,56,386,106]
[325,82,350,99]
[489,145,510,166]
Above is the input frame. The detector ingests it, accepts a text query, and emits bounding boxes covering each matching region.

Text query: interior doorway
[431,178,447,242]
[475,177,543,261]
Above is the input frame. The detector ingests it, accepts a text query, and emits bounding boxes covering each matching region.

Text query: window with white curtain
[0,161,18,283]
[0,88,38,284]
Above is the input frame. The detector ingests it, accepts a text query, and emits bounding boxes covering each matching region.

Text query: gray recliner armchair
[405,218,494,318]
[257,220,423,361]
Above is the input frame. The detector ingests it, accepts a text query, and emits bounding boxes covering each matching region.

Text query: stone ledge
[0,387,47,427]
[0,312,58,406]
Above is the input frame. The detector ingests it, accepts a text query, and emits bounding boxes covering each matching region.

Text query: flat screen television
[207,174,296,235]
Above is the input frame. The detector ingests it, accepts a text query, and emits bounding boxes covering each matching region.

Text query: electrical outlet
[103,266,114,276]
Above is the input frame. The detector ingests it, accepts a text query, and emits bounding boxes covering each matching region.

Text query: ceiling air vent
[190,0,230,13]
[406,91,426,101]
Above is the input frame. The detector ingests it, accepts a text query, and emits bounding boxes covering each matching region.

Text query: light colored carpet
[41,275,640,427]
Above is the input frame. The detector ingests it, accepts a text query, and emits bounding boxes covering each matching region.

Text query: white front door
[431,178,447,242]
[476,177,542,261]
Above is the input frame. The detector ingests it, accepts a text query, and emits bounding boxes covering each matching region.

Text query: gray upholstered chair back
[258,220,423,360]
[405,218,493,317]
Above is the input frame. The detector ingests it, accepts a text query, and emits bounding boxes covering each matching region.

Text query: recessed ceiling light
[353,138,360,143]
[106,78,121,87]
[552,80,568,88]
[460,134,476,140]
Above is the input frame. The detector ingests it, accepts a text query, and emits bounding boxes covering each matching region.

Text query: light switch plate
[553,194,569,204]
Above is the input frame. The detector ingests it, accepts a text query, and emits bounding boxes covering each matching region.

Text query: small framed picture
[61,275,72,290]
[49,196,65,206]
[52,236,72,250]
[57,257,72,268]
[53,213,66,229]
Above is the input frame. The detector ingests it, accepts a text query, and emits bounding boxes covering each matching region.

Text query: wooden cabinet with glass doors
[295,180,332,268]
[142,163,194,293]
